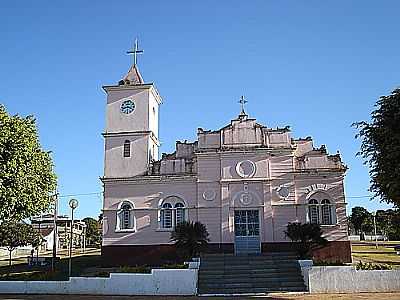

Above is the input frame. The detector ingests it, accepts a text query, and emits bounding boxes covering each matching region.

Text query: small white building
[31,214,87,251]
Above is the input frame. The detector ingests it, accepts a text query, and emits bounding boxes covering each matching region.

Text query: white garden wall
[306,266,400,293]
[0,269,198,295]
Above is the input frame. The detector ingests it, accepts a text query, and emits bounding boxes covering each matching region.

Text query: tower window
[123,140,131,157]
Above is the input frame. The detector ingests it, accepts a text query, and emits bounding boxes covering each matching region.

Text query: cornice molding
[101,175,197,185]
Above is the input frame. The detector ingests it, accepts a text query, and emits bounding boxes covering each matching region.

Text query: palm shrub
[170,221,209,259]
[285,222,328,259]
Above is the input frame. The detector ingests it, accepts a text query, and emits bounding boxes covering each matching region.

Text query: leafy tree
[349,207,400,240]
[82,217,101,247]
[285,222,328,259]
[376,209,400,240]
[0,222,42,267]
[170,221,209,259]
[349,206,372,238]
[353,88,400,207]
[0,105,57,222]
[375,209,391,237]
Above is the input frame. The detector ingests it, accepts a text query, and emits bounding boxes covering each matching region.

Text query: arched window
[308,199,320,224]
[175,202,186,225]
[321,199,333,225]
[121,203,131,229]
[123,140,131,157]
[161,203,173,229]
[117,201,135,231]
[159,197,187,229]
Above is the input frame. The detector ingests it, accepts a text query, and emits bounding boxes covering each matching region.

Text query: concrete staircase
[197,252,306,295]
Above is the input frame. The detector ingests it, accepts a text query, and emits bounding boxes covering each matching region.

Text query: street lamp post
[372,211,378,250]
[68,198,79,278]
[52,192,58,272]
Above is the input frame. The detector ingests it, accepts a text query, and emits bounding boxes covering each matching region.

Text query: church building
[101,44,351,265]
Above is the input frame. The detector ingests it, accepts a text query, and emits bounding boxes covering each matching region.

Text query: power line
[58,192,102,198]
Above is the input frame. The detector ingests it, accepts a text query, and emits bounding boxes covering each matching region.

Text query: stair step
[199,269,301,276]
[198,286,306,294]
[199,276,304,284]
[202,256,298,261]
[199,281,305,288]
[201,260,299,265]
[200,263,300,270]
[198,253,305,295]
[200,267,300,275]
[199,273,303,282]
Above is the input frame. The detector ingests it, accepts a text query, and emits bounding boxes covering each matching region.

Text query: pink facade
[101,65,350,264]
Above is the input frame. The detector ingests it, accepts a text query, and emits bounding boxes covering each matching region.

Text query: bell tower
[102,40,162,178]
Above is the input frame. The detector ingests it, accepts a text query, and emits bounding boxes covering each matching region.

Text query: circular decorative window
[236,160,256,178]
[202,190,216,201]
[240,193,253,206]
[277,186,290,199]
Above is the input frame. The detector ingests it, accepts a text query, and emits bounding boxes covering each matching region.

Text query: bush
[117,263,187,274]
[313,260,346,266]
[160,263,187,269]
[355,261,393,270]
[0,270,62,281]
[93,271,110,277]
[285,222,328,259]
[118,265,151,273]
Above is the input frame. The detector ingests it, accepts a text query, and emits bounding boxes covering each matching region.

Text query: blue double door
[234,210,261,255]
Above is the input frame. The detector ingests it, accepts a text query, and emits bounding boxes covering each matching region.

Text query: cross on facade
[239,95,248,115]
[126,38,143,66]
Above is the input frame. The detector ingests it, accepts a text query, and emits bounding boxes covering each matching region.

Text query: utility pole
[373,211,378,250]
[51,192,58,272]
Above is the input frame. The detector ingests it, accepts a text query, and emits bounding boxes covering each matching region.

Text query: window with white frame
[175,202,185,225]
[307,198,336,225]
[321,199,333,225]
[116,201,135,231]
[159,197,186,229]
[161,203,173,229]
[308,199,320,224]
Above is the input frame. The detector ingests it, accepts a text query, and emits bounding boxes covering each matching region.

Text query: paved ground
[0,293,399,300]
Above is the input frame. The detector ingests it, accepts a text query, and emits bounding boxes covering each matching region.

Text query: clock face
[120,100,135,114]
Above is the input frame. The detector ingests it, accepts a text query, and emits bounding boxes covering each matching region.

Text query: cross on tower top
[126,38,143,66]
[239,95,248,116]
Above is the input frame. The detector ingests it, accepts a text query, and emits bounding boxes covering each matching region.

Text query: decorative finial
[126,38,143,67]
[239,95,248,116]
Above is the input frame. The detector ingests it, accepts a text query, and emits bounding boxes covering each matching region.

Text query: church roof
[119,64,144,86]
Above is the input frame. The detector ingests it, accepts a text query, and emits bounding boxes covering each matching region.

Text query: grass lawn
[0,248,187,281]
[0,249,103,281]
[351,242,400,268]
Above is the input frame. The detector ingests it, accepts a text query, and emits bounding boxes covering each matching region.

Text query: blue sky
[1,1,399,219]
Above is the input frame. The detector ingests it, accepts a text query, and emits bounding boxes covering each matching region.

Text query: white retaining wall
[307,266,400,293]
[0,269,198,295]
